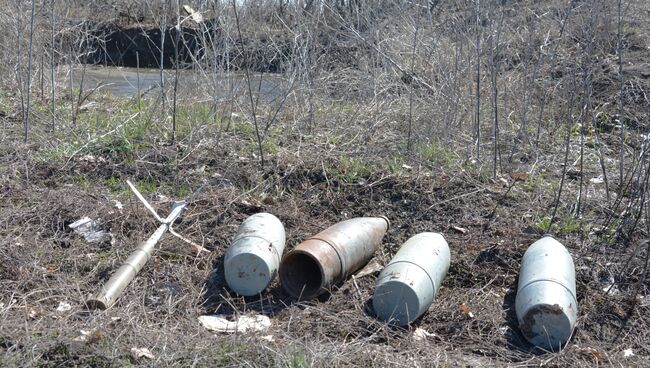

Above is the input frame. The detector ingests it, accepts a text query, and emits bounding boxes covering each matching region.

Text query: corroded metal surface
[280,217,389,300]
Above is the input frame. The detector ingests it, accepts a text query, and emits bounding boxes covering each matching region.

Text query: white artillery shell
[515,235,578,350]
[225,213,286,296]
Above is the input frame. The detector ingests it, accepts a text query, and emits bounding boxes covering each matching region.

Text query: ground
[1,0,650,366]
[0,91,648,366]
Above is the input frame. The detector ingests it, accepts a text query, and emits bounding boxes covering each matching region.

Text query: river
[60,65,284,101]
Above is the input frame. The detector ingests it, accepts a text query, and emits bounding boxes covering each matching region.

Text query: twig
[426,188,485,211]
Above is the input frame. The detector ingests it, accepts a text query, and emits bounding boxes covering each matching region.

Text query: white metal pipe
[224,213,286,296]
[515,235,578,350]
[373,232,450,326]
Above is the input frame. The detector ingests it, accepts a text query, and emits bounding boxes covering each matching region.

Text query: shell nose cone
[373,279,421,326]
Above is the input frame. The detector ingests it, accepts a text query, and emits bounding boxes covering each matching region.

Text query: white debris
[114,200,123,212]
[354,259,383,278]
[69,217,112,243]
[623,348,635,358]
[261,335,275,342]
[28,307,38,319]
[411,327,436,341]
[182,5,204,24]
[199,314,271,333]
[56,301,72,312]
[451,225,468,234]
[401,164,413,170]
[590,177,604,184]
[73,329,96,342]
[79,154,106,163]
[131,347,155,360]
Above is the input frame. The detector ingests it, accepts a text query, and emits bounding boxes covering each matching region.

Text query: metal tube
[224,213,286,296]
[86,202,186,310]
[373,232,450,326]
[515,235,577,350]
[279,216,389,300]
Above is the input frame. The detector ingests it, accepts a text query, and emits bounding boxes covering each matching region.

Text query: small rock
[131,347,155,360]
[56,301,72,313]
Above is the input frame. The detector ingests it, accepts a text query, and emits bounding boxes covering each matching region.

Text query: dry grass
[0,95,648,366]
[1,0,650,366]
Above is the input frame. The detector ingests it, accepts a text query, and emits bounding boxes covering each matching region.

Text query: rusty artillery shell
[224,213,286,296]
[279,216,389,300]
[373,232,450,326]
[515,235,578,350]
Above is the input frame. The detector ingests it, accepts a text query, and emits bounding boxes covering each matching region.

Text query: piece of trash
[623,348,634,358]
[354,259,383,278]
[411,327,436,341]
[401,164,413,170]
[198,314,271,333]
[69,217,112,243]
[114,200,123,212]
[590,177,604,184]
[451,225,468,234]
[56,301,72,312]
[131,347,155,360]
[261,335,275,342]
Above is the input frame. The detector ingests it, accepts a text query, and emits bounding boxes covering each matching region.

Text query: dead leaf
[509,172,529,181]
[579,347,604,364]
[153,256,161,273]
[459,303,475,318]
[199,314,271,333]
[131,347,155,360]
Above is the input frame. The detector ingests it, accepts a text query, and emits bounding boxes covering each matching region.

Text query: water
[60,65,283,100]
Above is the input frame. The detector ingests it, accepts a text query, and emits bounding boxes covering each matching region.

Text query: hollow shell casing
[224,213,286,296]
[515,235,578,350]
[373,232,450,326]
[279,216,389,300]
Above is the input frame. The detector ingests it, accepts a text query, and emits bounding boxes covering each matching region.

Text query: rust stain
[520,304,564,339]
